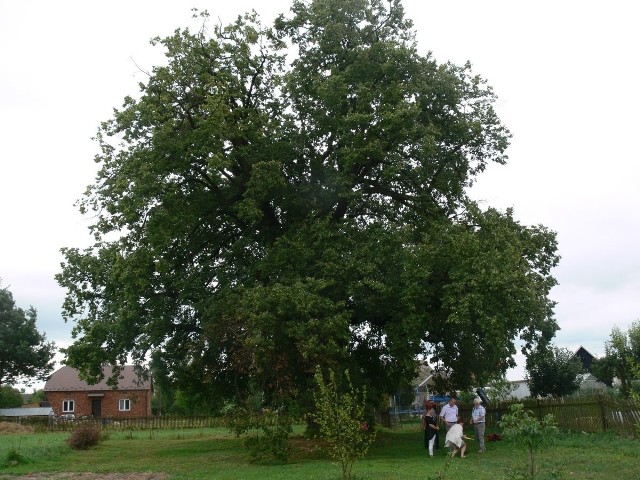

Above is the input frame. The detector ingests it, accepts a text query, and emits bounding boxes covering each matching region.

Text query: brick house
[44,365,152,418]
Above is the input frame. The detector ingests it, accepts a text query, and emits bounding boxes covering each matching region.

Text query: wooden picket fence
[484,395,640,437]
[63,415,229,432]
[0,415,230,433]
[384,395,639,437]
[4,395,639,437]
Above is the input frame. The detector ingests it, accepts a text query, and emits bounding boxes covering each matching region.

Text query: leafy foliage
[149,350,176,415]
[484,374,517,402]
[29,389,47,405]
[590,355,616,389]
[56,0,559,404]
[525,345,583,397]
[499,403,559,478]
[0,283,56,388]
[228,387,293,463]
[592,322,640,398]
[313,367,376,480]
[0,385,23,408]
[242,413,292,463]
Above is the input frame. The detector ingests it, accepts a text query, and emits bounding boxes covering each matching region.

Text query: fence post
[537,398,542,420]
[598,394,607,432]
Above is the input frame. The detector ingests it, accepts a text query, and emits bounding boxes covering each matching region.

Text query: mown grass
[1,424,639,479]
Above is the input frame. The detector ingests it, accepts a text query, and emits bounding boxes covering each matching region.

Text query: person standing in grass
[471,397,487,453]
[439,397,459,433]
[421,404,440,457]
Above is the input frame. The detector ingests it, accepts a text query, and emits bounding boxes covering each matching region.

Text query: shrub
[228,407,292,463]
[243,412,292,463]
[67,425,102,450]
[313,367,376,480]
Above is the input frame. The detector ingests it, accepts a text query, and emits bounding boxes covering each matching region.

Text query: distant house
[404,364,458,409]
[44,365,152,418]
[506,379,531,400]
[574,346,596,372]
[506,373,606,400]
[413,363,435,408]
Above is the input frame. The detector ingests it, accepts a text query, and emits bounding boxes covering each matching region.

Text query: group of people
[421,397,486,458]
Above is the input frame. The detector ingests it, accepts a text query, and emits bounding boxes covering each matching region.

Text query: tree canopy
[0,385,24,408]
[592,322,640,397]
[56,0,559,407]
[0,283,56,388]
[525,345,583,398]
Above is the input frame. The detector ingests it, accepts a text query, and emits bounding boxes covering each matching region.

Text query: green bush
[0,386,23,408]
[228,408,292,463]
[67,425,102,450]
[313,367,376,480]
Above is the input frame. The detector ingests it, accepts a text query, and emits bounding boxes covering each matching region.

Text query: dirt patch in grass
[289,436,326,460]
[0,474,169,479]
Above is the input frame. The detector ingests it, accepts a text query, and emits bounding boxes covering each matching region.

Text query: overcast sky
[1,0,639,388]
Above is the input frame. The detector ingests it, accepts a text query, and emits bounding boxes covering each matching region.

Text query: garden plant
[498,403,559,478]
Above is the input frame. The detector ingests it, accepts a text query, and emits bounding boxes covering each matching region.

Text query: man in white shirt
[471,397,487,453]
[439,397,459,434]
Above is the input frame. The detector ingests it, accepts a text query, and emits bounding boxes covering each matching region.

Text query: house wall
[47,390,151,418]
[509,380,531,400]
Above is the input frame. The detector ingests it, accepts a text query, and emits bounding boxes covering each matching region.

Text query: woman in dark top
[421,404,440,457]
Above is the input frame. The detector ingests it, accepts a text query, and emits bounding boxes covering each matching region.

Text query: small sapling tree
[499,403,558,478]
[313,366,376,480]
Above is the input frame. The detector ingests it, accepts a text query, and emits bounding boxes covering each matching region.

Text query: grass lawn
[1,424,639,480]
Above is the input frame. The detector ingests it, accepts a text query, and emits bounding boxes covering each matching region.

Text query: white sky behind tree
[1,0,639,389]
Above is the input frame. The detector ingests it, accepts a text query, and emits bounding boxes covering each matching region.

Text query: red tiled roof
[44,365,151,392]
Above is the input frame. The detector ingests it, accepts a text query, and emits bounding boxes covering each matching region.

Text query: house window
[62,400,75,413]
[118,399,131,411]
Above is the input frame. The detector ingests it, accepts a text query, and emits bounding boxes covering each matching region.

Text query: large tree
[0,284,56,388]
[56,0,559,407]
[0,385,24,408]
[526,345,583,398]
[592,322,640,397]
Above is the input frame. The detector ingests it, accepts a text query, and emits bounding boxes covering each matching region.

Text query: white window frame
[118,398,131,412]
[62,399,75,413]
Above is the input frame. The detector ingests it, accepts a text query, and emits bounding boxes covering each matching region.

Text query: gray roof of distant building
[0,407,54,417]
